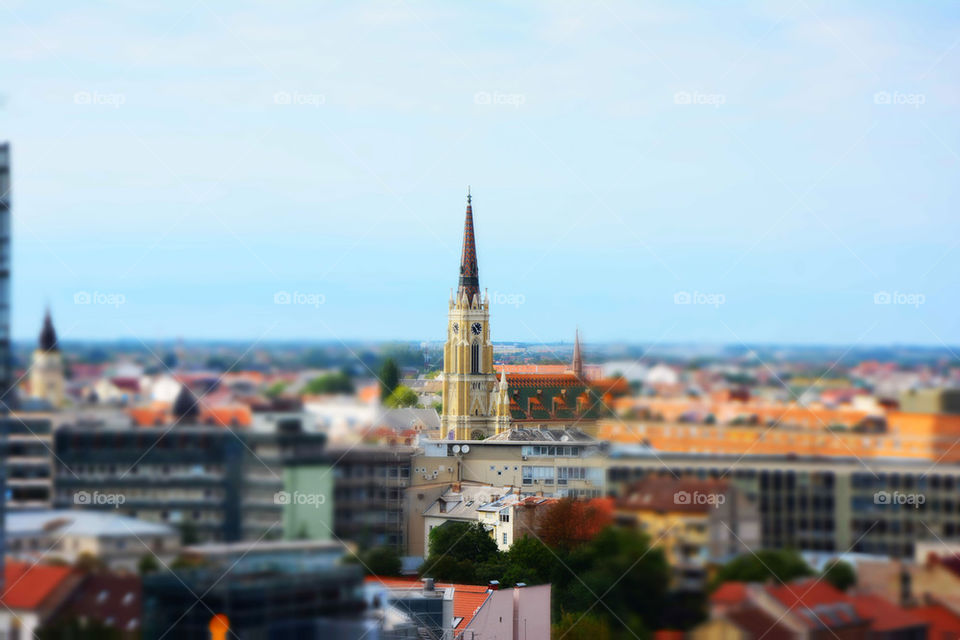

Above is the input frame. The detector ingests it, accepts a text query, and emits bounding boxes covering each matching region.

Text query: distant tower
[440,190,507,439]
[571,328,583,379]
[30,308,65,407]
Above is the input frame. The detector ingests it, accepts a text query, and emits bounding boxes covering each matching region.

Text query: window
[503,533,508,545]
[522,466,555,485]
[471,343,480,374]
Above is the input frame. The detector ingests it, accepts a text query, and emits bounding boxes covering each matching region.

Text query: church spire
[39,307,58,352]
[457,188,480,304]
[572,328,583,378]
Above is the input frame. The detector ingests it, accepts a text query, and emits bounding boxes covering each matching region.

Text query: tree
[422,522,499,582]
[265,381,288,398]
[74,552,105,573]
[361,546,403,576]
[304,372,354,395]
[822,560,856,591]
[179,521,200,546]
[138,554,160,576]
[536,498,613,551]
[711,549,814,588]
[379,358,400,399]
[552,612,611,640]
[385,385,419,408]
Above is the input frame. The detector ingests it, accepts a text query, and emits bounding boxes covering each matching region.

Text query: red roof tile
[710,581,748,607]
[849,594,927,632]
[364,577,492,630]
[1,561,74,609]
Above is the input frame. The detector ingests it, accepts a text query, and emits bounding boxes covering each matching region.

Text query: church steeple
[457,188,480,305]
[39,308,58,352]
[572,328,583,378]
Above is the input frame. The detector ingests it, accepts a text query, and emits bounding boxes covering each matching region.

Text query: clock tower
[441,191,511,440]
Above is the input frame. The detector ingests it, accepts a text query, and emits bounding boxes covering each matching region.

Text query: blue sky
[2,1,959,347]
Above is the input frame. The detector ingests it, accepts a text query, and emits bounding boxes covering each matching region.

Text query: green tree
[821,560,856,591]
[304,372,354,395]
[361,546,403,576]
[380,358,400,399]
[422,522,499,582]
[385,385,419,408]
[138,554,160,576]
[265,381,288,398]
[711,549,814,588]
[552,612,612,640]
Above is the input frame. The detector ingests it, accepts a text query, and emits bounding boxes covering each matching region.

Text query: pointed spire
[572,328,583,378]
[457,188,480,304]
[39,307,58,352]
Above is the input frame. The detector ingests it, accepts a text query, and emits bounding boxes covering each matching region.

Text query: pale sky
[2,1,959,348]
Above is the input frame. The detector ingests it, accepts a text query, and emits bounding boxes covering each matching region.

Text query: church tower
[30,308,65,408]
[441,191,508,440]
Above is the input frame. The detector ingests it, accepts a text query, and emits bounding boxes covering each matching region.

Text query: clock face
[471,322,482,336]
[452,322,459,334]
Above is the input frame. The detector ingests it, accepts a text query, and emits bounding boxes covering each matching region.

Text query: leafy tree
[821,560,856,591]
[379,358,400,399]
[361,546,403,576]
[422,522,499,582]
[711,549,814,588]
[385,385,419,408]
[265,381,288,398]
[304,372,354,395]
[500,535,556,586]
[552,612,611,640]
[138,554,160,576]
[73,552,105,573]
[536,498,612,552]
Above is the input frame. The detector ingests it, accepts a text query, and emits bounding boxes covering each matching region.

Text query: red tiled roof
[1,561,74,609]
[849,594,927,632]
[910,604,960,639]
[710,581,748,607]
[725,607,794,640]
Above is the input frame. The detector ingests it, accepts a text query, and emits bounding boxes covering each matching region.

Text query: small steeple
[457,188,480,305]
[571,328,583,378]
[172,383,200,422]
[38,308,58,352]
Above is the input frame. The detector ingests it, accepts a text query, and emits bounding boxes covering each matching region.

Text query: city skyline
[3,1,959,345]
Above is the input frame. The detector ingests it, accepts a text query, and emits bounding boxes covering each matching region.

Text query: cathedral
[440,192,628,440]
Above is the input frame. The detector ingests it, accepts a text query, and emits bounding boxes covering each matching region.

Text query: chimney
[453,482,461,493]
[488,580,500,591]
[899,567,912,607]
[424,578,435,593]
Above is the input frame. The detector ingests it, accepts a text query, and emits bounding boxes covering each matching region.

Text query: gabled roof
[364,577,492,630]
[1,561,75,610]
[724,606,794,640]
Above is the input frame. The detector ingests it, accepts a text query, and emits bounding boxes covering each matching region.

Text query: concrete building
[6,510,178,571]
[5,413,54,509]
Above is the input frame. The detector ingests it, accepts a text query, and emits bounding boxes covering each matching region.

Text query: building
[44,572,142,638]
[614,476,759,590]
[0,141,13,590]
[0,561,83,639]
[6,510,178,572]
[29,309,65,408]
[5,413,54,509]
[53,416,326,543]
[141,540,367,640]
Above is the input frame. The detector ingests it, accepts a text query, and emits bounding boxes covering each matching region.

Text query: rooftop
[8,510,175,538]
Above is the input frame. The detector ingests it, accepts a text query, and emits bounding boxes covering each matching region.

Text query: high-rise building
[0,141,12,592]
[440,191,510,440]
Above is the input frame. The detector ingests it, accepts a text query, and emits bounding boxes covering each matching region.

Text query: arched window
[471,342,480,374]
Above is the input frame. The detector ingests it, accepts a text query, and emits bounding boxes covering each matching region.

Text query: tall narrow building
[0,142,12,592]
[440,191,510,440]
[30,309,65,408]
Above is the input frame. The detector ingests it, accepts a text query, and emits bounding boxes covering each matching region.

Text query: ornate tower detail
[441,191,503,440]
[571,328,583,379]
[30,308,65,408]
